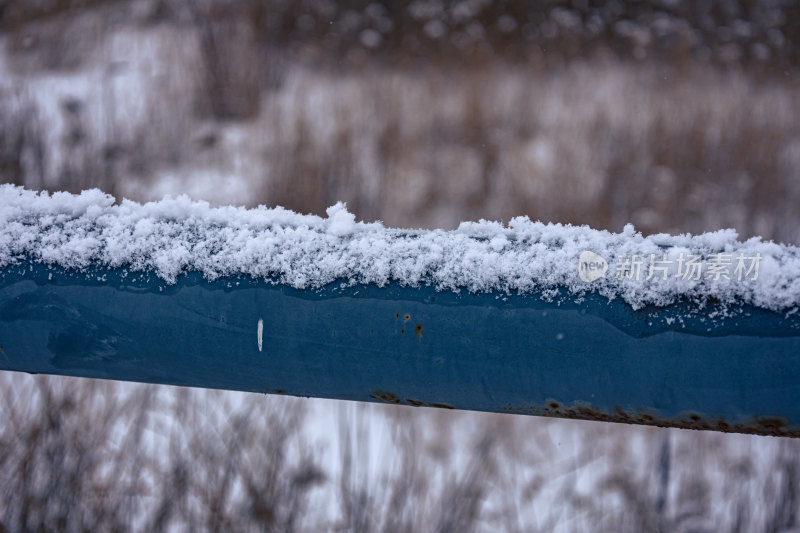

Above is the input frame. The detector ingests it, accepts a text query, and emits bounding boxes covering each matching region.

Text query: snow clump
[1,185,799,312]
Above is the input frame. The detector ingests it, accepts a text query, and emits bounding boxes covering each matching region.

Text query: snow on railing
[1,185,798,313]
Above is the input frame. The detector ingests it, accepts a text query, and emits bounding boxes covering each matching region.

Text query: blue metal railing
[2,260,800,437]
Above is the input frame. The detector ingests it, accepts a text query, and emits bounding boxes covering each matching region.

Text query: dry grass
[227,61,800,243]
[3,37,800,241]
[3,372,800,531]
[0,373,326,531]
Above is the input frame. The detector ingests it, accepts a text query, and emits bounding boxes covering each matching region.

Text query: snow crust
[1,185,799,312]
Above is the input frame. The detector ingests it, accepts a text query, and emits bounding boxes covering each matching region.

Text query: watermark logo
[614,252,761,281]
[577,251,762,282]
[578,250,608,282]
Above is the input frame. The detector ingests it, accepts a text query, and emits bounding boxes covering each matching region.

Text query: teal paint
[2,261,800,436]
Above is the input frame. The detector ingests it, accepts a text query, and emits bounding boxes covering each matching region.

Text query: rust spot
[395,313,399,319]
[401,398,455,409]
[575,406,615,422]
[415,324,423,337]
[404,314,410,321]
[271,389,286,394]
[401,329,405,334]
[370,390,402,404]
[758,417,787,432]
[516,400,800,438]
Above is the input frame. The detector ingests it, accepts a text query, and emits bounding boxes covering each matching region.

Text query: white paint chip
[257,318,263,352]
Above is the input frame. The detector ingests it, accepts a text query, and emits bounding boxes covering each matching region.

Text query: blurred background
[2,0,800,530]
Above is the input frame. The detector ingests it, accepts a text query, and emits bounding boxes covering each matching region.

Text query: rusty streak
[514,401,800,438]
[370,390,454,410]
[371,391,800,437]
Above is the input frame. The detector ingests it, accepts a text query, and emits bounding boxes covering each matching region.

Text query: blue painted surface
[1,260,800,435]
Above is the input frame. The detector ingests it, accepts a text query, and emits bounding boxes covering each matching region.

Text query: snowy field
[3,25,800,242]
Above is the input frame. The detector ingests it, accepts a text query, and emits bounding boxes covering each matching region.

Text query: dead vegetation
[2,2,800,241]
[2,372,800,531]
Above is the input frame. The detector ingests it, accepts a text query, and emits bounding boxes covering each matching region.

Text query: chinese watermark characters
[578,251,762,282]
